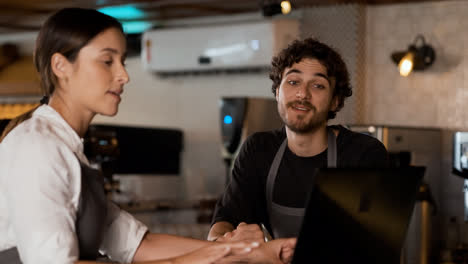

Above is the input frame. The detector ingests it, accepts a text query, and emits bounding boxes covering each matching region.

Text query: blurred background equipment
[438,131,468,264]
[347,125,441,264]
[261,0,292,16]
[84,124,183,196]
[0,103,39,119]
[0,43,19,71]
[219,97,283,184]
[453,132,468,179]
[452,132,468,244]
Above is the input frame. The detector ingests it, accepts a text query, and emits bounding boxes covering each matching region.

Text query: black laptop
[291,166,425,264]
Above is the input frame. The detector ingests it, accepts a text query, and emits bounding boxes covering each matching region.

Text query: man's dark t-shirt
[212,125,389,232]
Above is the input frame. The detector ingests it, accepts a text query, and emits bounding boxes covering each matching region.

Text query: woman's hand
[171,241,260,264]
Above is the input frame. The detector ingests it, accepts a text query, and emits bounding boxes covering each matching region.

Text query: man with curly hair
[208,38,389,242]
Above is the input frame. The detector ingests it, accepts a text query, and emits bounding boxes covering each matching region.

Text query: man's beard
[278,100,329,134]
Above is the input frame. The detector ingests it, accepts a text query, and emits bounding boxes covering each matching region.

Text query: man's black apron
[0,162,108,263]
[266,128,337,238]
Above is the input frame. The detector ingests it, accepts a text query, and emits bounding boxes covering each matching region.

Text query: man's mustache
[286,100,316,111]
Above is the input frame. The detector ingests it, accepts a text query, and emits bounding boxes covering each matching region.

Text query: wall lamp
[262,0,292,17]
[391,35,436,77]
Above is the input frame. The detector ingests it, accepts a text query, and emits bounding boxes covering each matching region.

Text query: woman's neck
[48,95,94,138]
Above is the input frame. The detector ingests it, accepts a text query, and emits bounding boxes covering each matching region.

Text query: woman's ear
[50,53,71,81]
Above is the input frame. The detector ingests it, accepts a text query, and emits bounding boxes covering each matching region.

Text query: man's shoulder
[333,125,389,167]
[241,127,285,153]
[334,125,384,148]
[248,127,284,144]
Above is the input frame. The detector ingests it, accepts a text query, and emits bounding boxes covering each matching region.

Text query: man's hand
[216,222,264,244]
[215,237,297,264]
[207,221,234,242]
[276,237,296,263]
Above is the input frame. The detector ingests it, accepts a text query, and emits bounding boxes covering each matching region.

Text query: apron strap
[266,138,288,216]
[265,127,338,237]
[76,162,108,260]
[267,128,337,207]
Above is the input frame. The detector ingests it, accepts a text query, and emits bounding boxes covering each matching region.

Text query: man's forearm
[207,221,235,241]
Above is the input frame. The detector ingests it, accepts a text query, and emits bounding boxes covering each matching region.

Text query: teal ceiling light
[98,5,144,20]
[122,21,152,34]
[98,5,153,34]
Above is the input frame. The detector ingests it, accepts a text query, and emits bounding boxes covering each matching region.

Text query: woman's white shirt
[0,105,148,264]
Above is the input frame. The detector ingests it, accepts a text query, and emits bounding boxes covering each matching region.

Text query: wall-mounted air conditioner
[141,19,299,73]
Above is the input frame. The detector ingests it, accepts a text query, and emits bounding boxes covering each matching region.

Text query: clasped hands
[214,222,296,264]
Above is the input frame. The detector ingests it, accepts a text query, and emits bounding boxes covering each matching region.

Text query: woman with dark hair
[0,8,295,264]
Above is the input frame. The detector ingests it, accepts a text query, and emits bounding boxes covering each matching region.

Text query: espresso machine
[84,124,184,201]
[453,132,468,180]
[448,132,468,263]
[219,96,283,184]
[453,132,468,223]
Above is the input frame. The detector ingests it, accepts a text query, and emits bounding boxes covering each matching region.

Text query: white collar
[34,104,89,164]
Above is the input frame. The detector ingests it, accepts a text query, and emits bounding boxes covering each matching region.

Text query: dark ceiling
[0,0,442,33]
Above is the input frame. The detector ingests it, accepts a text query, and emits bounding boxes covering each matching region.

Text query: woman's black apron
[266,128,337,238]
[0,162,108,263]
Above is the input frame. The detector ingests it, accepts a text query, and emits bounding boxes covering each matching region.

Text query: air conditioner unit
[141,19,299,73]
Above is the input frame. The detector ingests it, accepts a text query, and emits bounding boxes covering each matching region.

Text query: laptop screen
[292,167,424,264]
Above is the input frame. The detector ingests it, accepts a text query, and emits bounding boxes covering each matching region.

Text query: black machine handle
[453,168,468,179]
[198,56,211,64]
